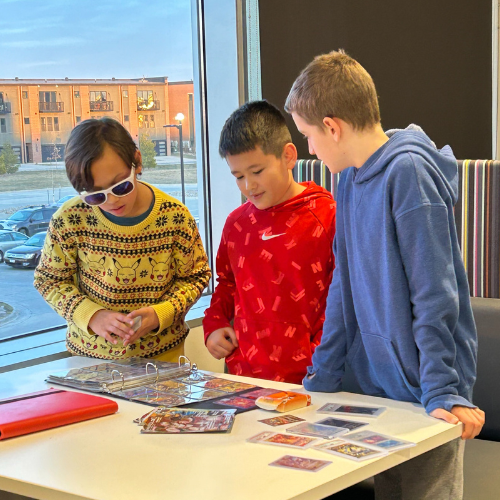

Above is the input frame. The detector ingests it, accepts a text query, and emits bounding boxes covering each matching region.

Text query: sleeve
[202,220,236,342]
[33,221,105,332]
[303,234,347,393]
[309,197,336,353]
[151,217,211,333]
[395,204,476,413]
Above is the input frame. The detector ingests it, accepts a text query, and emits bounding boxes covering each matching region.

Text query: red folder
[0,388,119,440]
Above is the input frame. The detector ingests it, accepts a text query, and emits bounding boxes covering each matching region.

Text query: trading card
[346,431,416,451]
[258,415,305,427]
[315,417,369,431]
[317,403,386,418]
[133,407,157,425]
[145,380,189,392]
[214,396,257,409]
[269,455,332,472]
[130,390,195,407]
[286,422,348,439]
[142,408,236,433]
[215,381,256,393]
[191,378,235,390]
[247,431,317,449]
[244,388,282,400]
[132,315,142,332]
[314,439,387,461]
[188,389,228,401]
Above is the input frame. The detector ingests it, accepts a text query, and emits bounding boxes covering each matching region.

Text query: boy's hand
[430,406,485,439]
[123,307,160,346]
[88,310,135,344]
[206,327,238,360]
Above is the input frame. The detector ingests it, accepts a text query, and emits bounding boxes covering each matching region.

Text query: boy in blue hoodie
[285,50,484,499]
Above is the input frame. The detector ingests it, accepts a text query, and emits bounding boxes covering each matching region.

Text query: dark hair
[285,50,381,130]
[219,100,292,158]
[65,118,137,192]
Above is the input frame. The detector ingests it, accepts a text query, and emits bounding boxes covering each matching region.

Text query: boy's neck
[347,123,389,169]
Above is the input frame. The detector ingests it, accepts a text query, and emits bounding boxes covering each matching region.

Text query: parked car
[52,194,76,207]
[0,220,10,230]
[0,229,29,263]
[2,206,57,236]
[4,231,47,268]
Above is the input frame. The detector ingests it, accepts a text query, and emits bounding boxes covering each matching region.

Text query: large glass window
[0,0,208,346]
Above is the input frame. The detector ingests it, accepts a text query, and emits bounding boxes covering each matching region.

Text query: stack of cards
[317,403,386,418]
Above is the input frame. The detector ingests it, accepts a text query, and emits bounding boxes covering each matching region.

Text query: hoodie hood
[265,181,333,212]
[356,124,459,204]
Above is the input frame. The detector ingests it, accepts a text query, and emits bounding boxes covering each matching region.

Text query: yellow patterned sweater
[34,183,211,359]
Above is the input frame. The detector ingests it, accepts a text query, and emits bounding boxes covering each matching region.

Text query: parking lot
[0,263,64,340]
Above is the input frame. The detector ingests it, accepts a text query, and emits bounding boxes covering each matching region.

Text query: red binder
[0,388,119,440]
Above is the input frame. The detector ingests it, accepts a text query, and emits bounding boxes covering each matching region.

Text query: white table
[0,357,461,500]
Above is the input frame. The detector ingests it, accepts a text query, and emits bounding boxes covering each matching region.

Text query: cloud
[2,37,84,48]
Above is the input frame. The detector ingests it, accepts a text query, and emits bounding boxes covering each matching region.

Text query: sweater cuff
[425,394,477,414]
[302,365,342,393]
[152,302,176,332]
[72,299,106,333]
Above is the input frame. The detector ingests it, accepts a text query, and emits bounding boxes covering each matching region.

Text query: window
[31,211,43,221]
[0,234,9,242]
[39,91,56,103]
[22,91,28,99]
[137,90,154,110]
[12,232,27,241]
[24,117,30,125]
[0,0,221,363]
[89,91,106,102]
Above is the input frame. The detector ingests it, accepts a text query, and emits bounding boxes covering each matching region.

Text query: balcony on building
[39,102,64,113]
[137,100,160,111]
[0,102,11,114]
[90,100,114,111]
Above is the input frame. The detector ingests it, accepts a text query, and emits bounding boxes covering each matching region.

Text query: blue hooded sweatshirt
[303,126,477,414]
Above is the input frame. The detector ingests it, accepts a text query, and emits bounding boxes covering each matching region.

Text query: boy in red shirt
[203,100,336,383]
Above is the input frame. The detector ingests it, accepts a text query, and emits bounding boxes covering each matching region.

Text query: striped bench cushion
[294,159,500,298]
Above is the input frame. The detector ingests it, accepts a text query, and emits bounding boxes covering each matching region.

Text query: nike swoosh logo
[261,232,286,241]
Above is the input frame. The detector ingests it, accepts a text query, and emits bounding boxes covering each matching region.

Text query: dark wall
[259,0,492,160]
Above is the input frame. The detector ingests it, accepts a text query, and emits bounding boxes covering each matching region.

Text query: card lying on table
[317,403,386,418]
[141,407,236,433]
[0,388,119,440]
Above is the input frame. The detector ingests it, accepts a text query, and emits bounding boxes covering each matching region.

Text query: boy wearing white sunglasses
[34,118,211,361]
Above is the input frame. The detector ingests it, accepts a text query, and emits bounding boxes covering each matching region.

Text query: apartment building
[0,77,194,163]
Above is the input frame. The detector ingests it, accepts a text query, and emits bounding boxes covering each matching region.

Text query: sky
[0,0,194,82]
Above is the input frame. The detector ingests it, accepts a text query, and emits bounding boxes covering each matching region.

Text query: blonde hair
[285,50,381,130]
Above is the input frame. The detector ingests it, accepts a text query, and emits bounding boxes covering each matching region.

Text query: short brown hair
[285,50,381,130]
[65,118,137,192]
[219,100,292,158]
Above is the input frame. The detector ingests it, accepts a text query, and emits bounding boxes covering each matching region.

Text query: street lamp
[164,112,185,204]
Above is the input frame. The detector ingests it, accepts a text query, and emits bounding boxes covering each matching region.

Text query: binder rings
[0,388,119,440]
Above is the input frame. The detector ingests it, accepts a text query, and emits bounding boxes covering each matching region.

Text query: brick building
[0,77,194,163]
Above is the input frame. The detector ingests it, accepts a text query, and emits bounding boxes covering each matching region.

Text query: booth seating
[295,158,500,499]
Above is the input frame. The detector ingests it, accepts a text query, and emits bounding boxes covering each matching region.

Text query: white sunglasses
[80,165,136,206]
